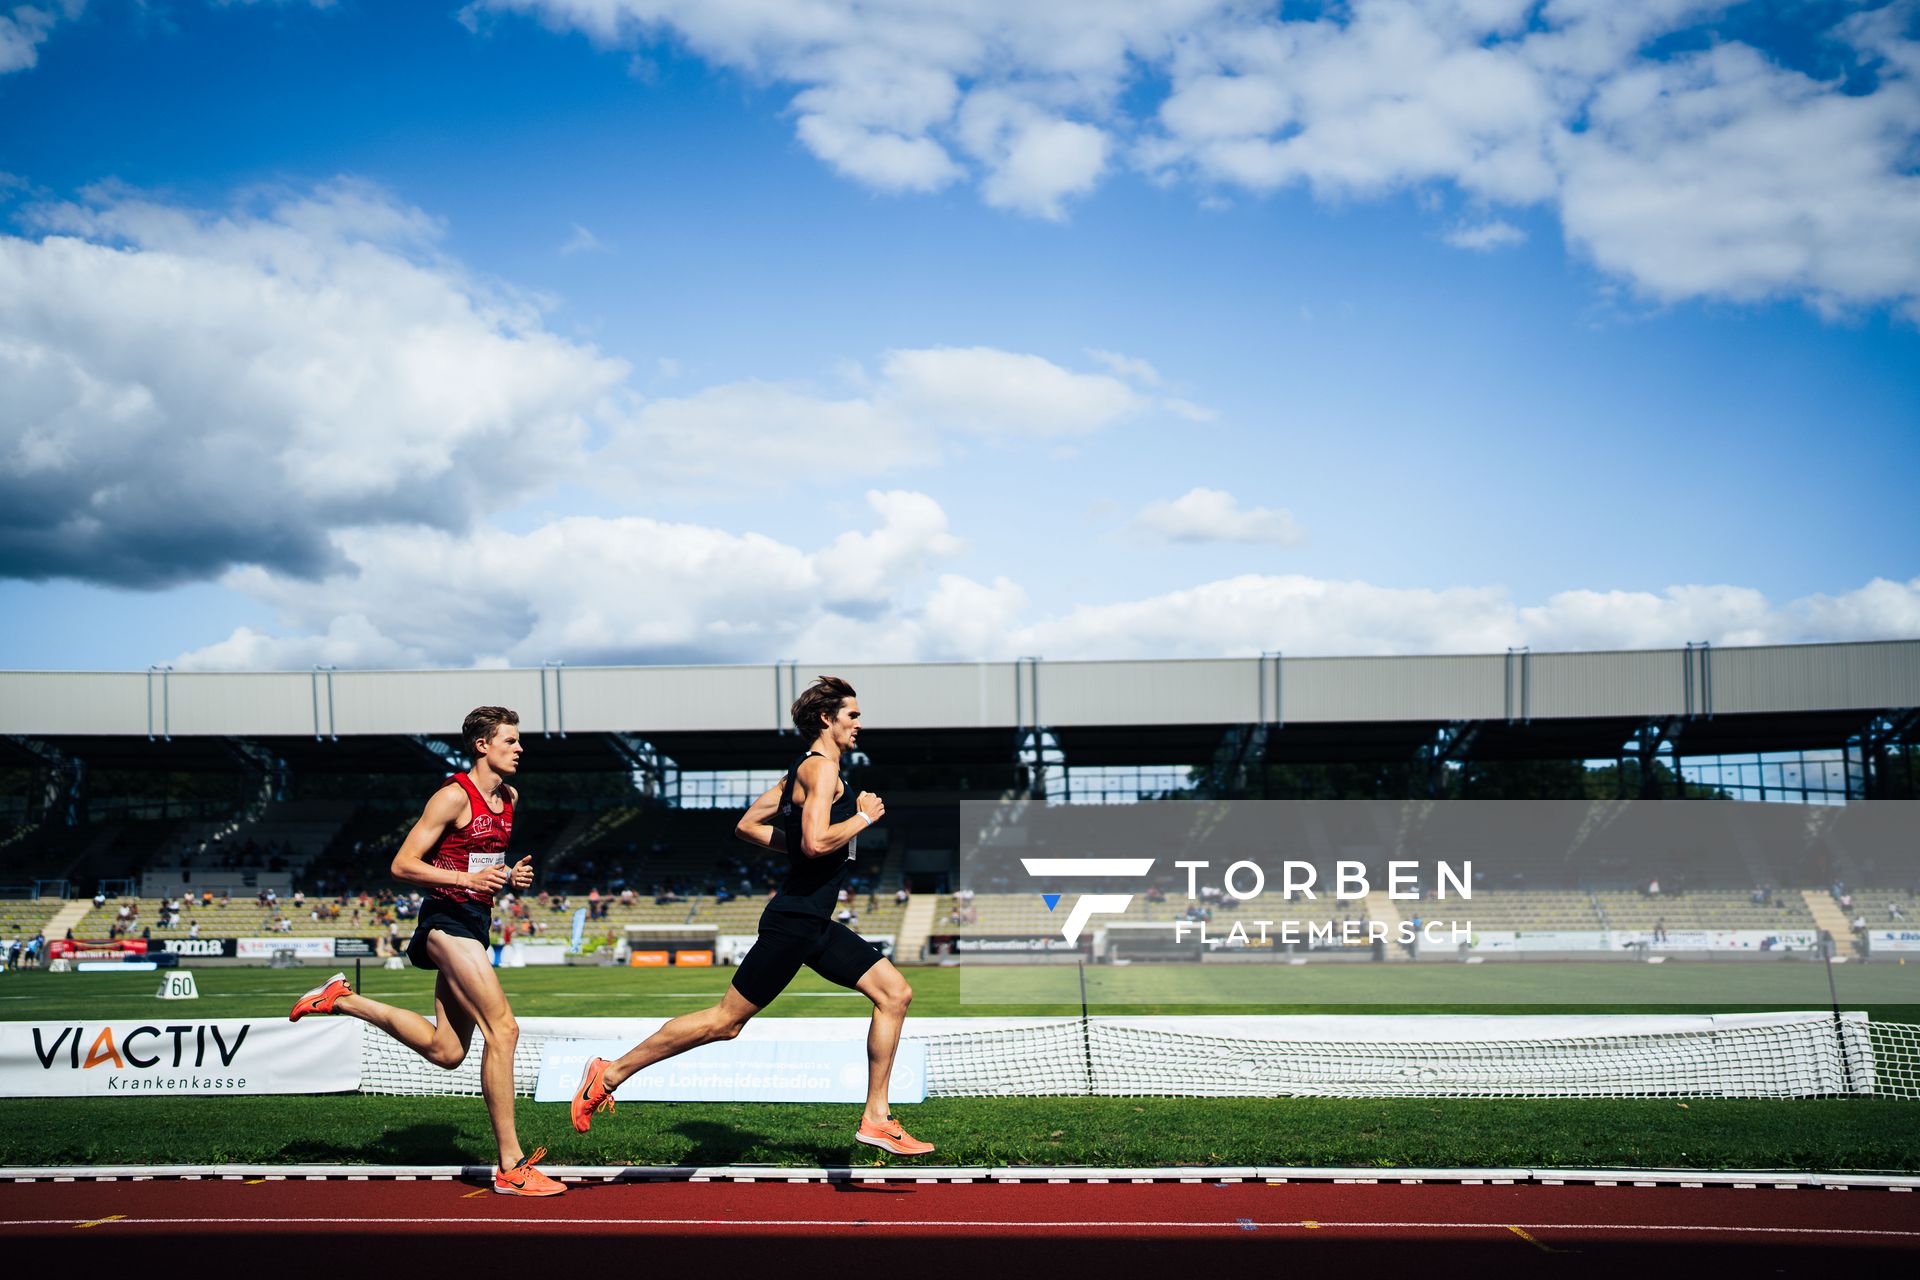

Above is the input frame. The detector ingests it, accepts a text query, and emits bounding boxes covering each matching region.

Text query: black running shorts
[405,897,492,971]
[731,908,885,1009]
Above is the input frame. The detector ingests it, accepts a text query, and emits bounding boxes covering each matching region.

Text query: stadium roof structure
[1,640,1916,775]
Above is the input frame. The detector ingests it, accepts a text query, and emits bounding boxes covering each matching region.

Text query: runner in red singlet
[289,706,563,1196]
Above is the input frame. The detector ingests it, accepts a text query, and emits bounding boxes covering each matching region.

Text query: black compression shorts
[731,907,884,1009]
[405,897,491,971]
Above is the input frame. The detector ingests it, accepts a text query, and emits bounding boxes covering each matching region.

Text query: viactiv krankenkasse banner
[0,1018,359,1097]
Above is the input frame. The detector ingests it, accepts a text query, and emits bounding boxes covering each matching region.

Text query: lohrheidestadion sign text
[533,1036,926,1105]
[0,1018,360,1097]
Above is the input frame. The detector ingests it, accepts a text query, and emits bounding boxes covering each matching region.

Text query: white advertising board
[0,1018,359,1097]
[235,937,337,960]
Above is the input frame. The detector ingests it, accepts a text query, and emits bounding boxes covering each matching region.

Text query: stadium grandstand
[1,639,1917,968]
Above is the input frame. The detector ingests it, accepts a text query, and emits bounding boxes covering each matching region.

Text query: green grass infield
[2,1094,1917,1172]
[3,962,1917,1172]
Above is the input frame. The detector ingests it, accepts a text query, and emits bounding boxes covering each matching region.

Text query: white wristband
[857,812,874,827]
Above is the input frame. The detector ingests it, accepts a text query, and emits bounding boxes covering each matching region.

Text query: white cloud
[1443,218,1526,251]
[1,180,1162,586]
[957,90,1111,219]
[560,223,607,254]
[593,345,1151,496]
[468,0,1920,319]
[176,489,968,669]
[1133,487,1308,546]
[1087,348,1161,385]
[1160,396,1216,423]
[181,548,1920,669]
[0,179,626,585]
[0,1,80,75]
[877,345,1145,437]
[1556,40,1920,319]
[1003,573,1920,662]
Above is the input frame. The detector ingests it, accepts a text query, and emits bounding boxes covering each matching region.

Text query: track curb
[5,1164,1917,1190]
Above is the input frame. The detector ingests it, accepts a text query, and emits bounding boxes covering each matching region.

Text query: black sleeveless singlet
[767,750,859,917]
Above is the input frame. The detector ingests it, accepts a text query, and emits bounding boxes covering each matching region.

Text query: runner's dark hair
[791,676,857,737]
[462,705,519,754]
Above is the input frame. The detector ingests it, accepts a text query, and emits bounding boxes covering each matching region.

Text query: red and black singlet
[427,773,513,907]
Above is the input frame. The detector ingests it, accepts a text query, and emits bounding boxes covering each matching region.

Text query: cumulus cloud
[1133,487,1308,546]
[1003,573,1920,662]
[1,180,1159,587]
[1443,218,1526,251]
[0,1,81,75]
[175,489,969,669]
[0,179,626,586]
[468,0,1920,319]
[182,547,1920,668]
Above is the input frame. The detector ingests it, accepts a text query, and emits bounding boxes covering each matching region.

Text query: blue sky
[1,0,1916,670]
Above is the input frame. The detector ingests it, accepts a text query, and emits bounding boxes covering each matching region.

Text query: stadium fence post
[1078,960,1093,1095]
[355,957,362,996]
[1822,930,1857,1095]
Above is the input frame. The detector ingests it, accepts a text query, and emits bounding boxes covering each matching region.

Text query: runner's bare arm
[797,756,884,859]
[734,780,786,852]
[390,785,509,896]
[504,785,532,889]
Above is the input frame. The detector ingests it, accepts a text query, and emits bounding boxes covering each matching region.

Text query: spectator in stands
[92,889,106,908]
[188,921,200,940]
[895,887,909,905]
[1892,903,1907,921]
[1653,919,1668,943]
[1852,913,1867,935]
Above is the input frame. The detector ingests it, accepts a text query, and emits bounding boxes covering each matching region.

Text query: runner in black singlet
[571,676,933,1156]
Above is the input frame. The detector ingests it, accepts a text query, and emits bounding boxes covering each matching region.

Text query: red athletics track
[4,1178,1918,1274]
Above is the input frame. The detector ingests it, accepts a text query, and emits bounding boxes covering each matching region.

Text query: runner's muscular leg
[331,956,472,1068]
[601,983,761,1090]
[430,932,525,1171]
[855,958,913,1126]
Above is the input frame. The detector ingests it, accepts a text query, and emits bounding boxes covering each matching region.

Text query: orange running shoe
[855,1114,935,1157]
[288,972,352,1022]
[571,1056,616,1133]
[493,1147,566,1197]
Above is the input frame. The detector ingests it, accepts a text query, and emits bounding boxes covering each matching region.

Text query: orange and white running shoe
[493,1147,567,1197]
[288,972,352,1022]
[571,1056,616,1133]
[855,1114,935,1157]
